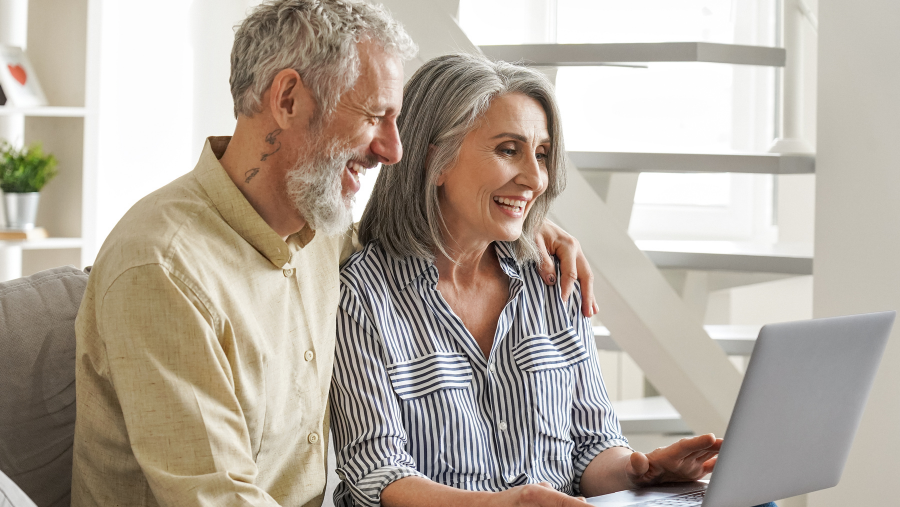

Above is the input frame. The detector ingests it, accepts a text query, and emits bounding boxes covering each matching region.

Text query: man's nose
[370,120,403,166]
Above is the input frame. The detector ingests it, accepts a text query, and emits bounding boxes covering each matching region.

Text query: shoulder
[339,241,397,292]
[89,173,221,292]
[518,256,585,321]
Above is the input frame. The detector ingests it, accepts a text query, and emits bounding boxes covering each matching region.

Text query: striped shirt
[330,241,629,507]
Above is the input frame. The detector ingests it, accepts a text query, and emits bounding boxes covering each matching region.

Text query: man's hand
[626,434,722,487]
[486,482,587,507]
[536,220,598,317]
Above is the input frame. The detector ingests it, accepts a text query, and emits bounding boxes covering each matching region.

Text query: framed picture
[0,45,47,107]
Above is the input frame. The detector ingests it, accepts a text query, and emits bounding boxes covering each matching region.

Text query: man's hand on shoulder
[535,219,598,318]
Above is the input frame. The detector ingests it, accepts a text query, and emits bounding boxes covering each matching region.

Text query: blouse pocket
[386,352,473,401]
[513,326,590,372]
[513,326,590,466]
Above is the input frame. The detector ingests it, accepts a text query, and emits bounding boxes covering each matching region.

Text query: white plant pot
[3,192,40,229]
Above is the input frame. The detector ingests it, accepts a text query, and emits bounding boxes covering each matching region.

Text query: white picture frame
[0,45,47,107]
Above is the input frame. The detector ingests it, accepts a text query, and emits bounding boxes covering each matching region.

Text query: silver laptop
[588,311,895,507]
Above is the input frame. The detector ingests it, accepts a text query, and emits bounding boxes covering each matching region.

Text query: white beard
[285,137,356,236]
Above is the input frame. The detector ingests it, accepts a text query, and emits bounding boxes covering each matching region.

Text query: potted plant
[0,141,58,229]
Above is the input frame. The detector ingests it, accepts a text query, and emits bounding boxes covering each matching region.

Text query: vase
[3,192,40,230]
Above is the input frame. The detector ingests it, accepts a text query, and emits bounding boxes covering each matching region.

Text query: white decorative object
[0,45,46,107]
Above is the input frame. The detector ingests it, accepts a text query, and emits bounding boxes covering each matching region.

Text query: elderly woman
[330,54,772,507]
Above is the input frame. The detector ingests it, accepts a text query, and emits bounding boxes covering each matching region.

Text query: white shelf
[612,396,691,434]
[635,240,813,275]
[0,106,88,117]
[479,42,786,67]
[0,237,83,250]
[570,151,815,174]
[595,324,761,356]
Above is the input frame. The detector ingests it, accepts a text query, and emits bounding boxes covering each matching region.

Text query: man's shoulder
[92,172,225,283]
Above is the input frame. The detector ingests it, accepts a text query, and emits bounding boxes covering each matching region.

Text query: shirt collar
[193,136,315,268]
[392,241,523,290]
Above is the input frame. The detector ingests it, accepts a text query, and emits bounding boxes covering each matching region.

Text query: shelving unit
[0,106,88,117]
[0,0,97,282]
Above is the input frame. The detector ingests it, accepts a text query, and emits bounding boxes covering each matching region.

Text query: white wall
[90,1,195,255]
[810,0,900,505]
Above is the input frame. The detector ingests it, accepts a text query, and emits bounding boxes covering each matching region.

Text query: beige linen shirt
[72,137,355,507]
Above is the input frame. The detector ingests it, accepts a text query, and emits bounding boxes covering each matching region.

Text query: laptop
[587,311,896,507]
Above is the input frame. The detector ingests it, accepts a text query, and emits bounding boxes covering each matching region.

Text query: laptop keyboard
[627,490,706,506]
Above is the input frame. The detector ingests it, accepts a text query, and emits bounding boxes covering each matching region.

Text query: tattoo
[244,168,260,183]
[261,128,283,162]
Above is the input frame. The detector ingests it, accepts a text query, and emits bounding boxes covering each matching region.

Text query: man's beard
[285,137,360,236]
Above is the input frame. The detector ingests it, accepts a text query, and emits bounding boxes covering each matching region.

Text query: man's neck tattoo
[261,128,283,162]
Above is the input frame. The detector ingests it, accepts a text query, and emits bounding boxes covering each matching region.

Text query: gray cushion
[0,266,88,507]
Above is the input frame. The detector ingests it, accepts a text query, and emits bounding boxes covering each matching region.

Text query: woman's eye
[500,147,517,156]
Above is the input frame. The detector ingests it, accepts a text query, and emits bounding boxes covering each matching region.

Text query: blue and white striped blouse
[330,241,629,507]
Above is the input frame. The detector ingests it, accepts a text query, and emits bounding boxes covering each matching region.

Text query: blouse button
[283,268,294,277]
[304,350,315,361]
[308,432,320,444]
[489,364,496,373]
[498,421,508,431]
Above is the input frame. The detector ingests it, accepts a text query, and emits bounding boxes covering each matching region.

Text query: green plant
[0,142,58,193]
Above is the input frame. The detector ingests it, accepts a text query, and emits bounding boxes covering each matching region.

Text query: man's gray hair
[231,0,417,120]
[359,53,567,264]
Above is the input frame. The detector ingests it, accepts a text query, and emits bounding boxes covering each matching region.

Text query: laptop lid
[703,311,895,507]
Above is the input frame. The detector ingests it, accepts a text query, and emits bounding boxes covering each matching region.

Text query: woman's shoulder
[340,241,391,286]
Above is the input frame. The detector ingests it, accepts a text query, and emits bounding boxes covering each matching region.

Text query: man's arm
[535,220,598,318]
[99,265,280,507]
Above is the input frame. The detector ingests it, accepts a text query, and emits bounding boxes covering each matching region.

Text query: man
[71,2,597,506]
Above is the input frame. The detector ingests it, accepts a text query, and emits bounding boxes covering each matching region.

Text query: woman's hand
[625,434,722,487]
[485,482,587,507]
[535,220,598,318]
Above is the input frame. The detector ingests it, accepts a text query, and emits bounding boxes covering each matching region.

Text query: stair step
[479,42,785,67]
[612,396,691,434]
[570,151,815,174]
[635,240,813,275]
[595,325,761,356]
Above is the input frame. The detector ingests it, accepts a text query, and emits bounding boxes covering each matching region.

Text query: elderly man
[71,1,594,507]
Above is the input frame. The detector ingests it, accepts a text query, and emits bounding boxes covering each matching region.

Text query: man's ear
[268,68,314,129]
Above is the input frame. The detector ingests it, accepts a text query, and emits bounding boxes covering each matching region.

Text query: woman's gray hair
[230,0,417,121]
[359,53,567,264]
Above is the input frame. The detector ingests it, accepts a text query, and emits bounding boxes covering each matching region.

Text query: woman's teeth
[493,197,527,213]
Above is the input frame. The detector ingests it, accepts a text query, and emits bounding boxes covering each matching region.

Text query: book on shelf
[0,227,48,240]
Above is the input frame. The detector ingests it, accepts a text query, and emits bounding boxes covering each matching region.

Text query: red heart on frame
[7,64,26,85]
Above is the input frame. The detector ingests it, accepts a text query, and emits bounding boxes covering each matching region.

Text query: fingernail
[548,275,555,284]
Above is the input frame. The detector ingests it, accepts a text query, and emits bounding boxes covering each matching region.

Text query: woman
[330,53,774,507]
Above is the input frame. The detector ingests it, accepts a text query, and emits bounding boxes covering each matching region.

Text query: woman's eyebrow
[490,132,552,144]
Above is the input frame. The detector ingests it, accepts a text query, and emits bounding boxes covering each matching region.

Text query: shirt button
[498,421,508,431]
[308,432,320,444]
[283,268,293,277]
[304,350,314,362]
[489,364,496,373]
